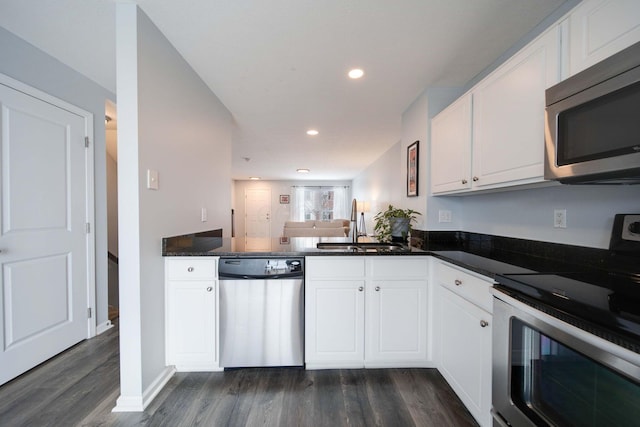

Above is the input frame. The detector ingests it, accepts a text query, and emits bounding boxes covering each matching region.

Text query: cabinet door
[305,280,365,369]
[166,280,217,371]
[439,287,492,427]
[431,94,472,194]
[366,280,428,367]
[472,26,559,189]
[568,0,640,76]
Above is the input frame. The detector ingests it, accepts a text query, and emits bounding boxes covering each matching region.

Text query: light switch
[201,207,208,222]
[147,169,159,190]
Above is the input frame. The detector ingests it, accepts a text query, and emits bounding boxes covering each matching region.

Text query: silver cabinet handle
[187,267,194,272]
[375,286,380,291]
[358,286,364,292]
[206,286,213,292]
[454,279,462,286]
[461,179,468,184]
[480,320,489,328]
[473,176,479,182]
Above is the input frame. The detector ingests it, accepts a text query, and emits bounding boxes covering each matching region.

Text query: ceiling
[0,0,567,181]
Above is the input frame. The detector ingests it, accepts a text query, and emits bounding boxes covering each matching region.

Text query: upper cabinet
[431,94,472,194]
[568,0,640,77]
[431,26,560,195]
[472,27,560,189]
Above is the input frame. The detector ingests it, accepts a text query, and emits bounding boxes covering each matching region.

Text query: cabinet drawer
[367,256,428,278]
[166,258,217,280]
[436,261,494,313]
[306,257,365,278]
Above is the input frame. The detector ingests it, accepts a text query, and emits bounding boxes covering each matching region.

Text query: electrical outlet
[554,209,567,228]
[439,210,452,223]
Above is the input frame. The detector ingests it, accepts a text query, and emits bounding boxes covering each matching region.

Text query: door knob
[358,286,364,292]
[454,279,462,286]
[480,320,489,328]
[375,286,380,291]
[206,287,213,292]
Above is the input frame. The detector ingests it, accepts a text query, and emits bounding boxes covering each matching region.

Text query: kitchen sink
[315,243,363,252]
[316,242,410,253]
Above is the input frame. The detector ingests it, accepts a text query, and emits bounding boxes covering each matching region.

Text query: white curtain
[290,186,307,221]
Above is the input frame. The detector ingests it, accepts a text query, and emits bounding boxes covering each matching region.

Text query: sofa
[283,219,350,237]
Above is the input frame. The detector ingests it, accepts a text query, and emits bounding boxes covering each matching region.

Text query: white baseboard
[96,320,114,335]
[112,366,176,412]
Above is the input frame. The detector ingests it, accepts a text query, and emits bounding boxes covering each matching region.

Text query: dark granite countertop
[162,232,428,258]
[162,229,639,285]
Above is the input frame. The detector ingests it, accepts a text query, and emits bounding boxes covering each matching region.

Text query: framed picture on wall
[279,194,290,204]
[407,140,419,197]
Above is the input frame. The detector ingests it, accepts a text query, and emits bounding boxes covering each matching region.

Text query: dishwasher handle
[219,272,303,280]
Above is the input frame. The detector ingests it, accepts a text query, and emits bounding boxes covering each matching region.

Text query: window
[290,186,350,221]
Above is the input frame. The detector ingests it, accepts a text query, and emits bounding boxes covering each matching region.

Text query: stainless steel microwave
[545,41,640,184]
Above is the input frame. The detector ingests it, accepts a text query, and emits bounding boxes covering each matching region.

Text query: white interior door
[0,81,90,385]
[245,188,271,251]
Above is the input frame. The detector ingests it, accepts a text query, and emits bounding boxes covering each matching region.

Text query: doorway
[105,100,119,322]
[245,188,271,251]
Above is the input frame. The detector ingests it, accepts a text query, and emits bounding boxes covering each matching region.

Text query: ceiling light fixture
[348,68,364,79]
[306,129,319,136]
[249,176,261,180]
[297,168,310,173]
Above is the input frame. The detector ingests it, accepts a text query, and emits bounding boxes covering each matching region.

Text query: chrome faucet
[350,198,359,243]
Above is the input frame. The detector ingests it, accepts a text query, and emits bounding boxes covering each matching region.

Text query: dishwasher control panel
[219,257,304,278]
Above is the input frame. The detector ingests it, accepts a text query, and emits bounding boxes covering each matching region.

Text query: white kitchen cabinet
[305,279,366,368]
[431,94,472,194]
[165,257,220,371]
[472,26,560,190]
[431,25,560,195]
[435,260,494,427]
[305,256,430,369]
[567,0,640,77]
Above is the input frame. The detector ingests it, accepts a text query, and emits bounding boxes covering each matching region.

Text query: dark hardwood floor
[0,322,478,426]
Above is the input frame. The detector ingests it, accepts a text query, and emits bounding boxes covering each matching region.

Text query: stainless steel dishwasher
[218,257,304,368]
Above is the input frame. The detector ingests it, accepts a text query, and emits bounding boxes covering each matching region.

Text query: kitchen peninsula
[162,227,640,427]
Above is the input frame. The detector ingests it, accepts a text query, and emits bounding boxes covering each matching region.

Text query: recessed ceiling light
[348,68,364,79]
[297,168,310,173]
[249,177,261,180]
[306,129,319,136]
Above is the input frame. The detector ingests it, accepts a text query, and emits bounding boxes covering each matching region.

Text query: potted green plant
[373,204,421,243]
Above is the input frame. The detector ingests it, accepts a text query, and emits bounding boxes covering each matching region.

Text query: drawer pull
[358,286,364,292]
[206,286,213,292]
[187,267,194,272]
[480,320,489,328]
[375,286,380,291]
[454,279,462,286]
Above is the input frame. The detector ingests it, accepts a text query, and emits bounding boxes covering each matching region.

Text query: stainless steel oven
[492,273,640,427]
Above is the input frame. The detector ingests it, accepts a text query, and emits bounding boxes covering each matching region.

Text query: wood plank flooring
[0,323,478,427]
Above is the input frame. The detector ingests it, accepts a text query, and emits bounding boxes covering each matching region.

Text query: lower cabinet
[305,256,430,369]
[435,260,493,427]
[165,257,220,371]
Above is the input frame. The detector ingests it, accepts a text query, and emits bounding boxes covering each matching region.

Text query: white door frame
[0,73,96,338]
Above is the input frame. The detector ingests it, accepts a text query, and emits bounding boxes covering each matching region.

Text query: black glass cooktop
[496,270,640,348]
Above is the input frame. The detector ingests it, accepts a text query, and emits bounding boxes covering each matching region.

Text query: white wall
[0,26,113,328]
[115,4,232,409]
[353,80,640,250]
[352,87,462,234]
[233,180,351,250]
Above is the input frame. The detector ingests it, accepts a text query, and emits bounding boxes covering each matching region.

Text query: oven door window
[510,318,640,426]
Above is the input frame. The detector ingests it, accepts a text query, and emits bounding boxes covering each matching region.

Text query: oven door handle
[491,409,510,427]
